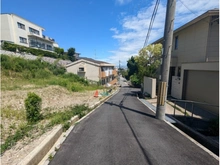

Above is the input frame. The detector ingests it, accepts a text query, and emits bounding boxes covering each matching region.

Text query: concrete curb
[167,114,219,156]
[18,125,63,165]
[18,89,119,165]
[18,116,79,165]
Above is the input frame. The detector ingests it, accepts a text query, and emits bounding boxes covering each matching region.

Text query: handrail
[170,99,219,107]
[170,98,218,120]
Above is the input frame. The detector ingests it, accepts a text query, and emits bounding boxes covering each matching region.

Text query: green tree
[120,68,128,78]
[67,47,76,62]
[127,56,138,79]
[136,43,162,82]
[54,47,64,58]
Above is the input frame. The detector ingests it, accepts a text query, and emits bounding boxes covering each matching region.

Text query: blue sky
[1,0,219,67]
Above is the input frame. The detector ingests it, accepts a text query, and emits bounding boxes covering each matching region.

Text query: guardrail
[171,99,218,117]
[170,99,219,127]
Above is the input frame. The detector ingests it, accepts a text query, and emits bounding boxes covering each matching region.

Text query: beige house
[153,9,219,114]
[66,57,117,85]
[1,13,58,51]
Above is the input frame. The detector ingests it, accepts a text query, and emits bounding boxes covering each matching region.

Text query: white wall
[66,61,100,81]
[1,14,55,50]
[206,20,219,61]
[172,17,210,65]
[143,77,156,98]
[1,14,14,42]
[171,76,181,99]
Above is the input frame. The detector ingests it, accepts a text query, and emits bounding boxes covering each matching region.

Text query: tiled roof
[77,57,109,64]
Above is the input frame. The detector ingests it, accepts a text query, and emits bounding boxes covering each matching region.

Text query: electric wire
[178,0,198,17]
[143,0,160,48]
[178,0,211,24]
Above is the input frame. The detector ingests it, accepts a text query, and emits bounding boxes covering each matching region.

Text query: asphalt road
[49,83,218,165]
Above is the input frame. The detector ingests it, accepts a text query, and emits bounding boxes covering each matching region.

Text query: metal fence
[170,99,219,131]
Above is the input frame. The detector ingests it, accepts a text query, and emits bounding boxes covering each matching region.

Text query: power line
[178,0,210,24]
[143,0,160,48]
[178,0,198,17]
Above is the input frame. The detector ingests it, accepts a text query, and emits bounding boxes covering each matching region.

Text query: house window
[17,22,25,30]
[41,43,45,49]
[29,39,36,47]
[29,27,39,35]
[19,37,27,44]
[174,36,178,50]
[46,45,52,50]
[79,67,85,72]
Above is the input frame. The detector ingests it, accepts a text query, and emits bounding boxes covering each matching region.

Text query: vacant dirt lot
[1,85,108,165]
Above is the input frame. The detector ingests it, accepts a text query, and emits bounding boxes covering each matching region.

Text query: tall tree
[136,43,162,82]
[127,56,140,86]
[67,47,76,62]
[127,56,138,78]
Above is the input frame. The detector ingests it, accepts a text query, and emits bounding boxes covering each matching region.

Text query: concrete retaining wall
[143,77,156,98]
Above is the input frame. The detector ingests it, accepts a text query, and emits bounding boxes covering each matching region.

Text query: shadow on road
[104,101,155,164]
[104,101,155,119]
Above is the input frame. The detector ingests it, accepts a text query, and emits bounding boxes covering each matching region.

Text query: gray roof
[77,57,109,64]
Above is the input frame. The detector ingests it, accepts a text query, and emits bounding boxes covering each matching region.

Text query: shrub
[34,69,52,79]
[70,85,81,92]
[1,42,17,52]
[48,64,66,75]
[63,122,71,131]
[25,92,42,123]
[1,42,58,58]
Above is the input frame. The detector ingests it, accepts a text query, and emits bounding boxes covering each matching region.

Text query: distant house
[66,57,118,85]
[1,13,58,51]
[153,9,219,114]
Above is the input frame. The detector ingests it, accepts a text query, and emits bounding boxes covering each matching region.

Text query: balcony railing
[101,69,117,78]
[100,71,106,78]
[42,35,55,42]
[112,69,117,76]
[28,33,55,42]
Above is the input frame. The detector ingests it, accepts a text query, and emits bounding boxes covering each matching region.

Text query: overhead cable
[143,0,160,48]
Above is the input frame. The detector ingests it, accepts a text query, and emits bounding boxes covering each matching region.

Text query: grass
[0,54,105,154]
[1,104,91,154]
[1,72,102,92]
[48,153,53,161]
[1,54,104,92]
[1,108,26,120]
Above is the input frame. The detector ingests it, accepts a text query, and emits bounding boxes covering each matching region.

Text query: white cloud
[116,0,132,5]
[107,0,219,67]
[110,28,119,34]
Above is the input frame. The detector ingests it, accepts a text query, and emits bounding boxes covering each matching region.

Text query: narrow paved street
[49,82,218,165]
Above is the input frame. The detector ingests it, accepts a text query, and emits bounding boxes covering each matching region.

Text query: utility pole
[156,0,176,120]
[118,60,121,86]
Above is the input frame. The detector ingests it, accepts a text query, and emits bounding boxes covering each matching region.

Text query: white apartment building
[1,13,58,51]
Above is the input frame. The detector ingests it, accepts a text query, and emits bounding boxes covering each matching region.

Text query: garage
[182,70,219,114]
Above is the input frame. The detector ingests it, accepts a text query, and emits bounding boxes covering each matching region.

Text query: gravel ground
[1,85,107,165]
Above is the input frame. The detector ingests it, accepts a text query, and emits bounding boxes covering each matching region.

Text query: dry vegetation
[0,54,115,164]
[1,85,106,164]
